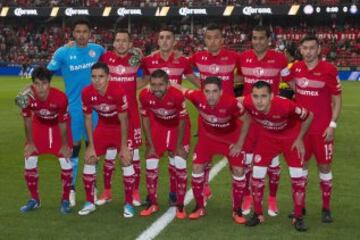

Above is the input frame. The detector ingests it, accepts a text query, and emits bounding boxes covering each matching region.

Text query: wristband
[329,121,337,128]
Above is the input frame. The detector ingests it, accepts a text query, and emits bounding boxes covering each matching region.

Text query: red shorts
[304,133,334,164]
[253,133,303,168]
[193,126,245,167]
[128,103,142,149]
[242,122,259,153]
[29,120,73,157]
[94,125,126,156]
[148,118,191,158]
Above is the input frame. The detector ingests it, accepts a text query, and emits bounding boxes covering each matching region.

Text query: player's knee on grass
[232,166,245,177]
[288,167,303,178]
[59,158,72,170]
[252,166,267,179]
[25,156,38,169]
[193,163,205,174]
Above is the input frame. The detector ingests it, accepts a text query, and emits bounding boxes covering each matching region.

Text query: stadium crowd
[0,19,359,67]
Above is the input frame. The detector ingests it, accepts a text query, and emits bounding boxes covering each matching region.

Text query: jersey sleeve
[183,89,198,105]
[327,64,342,95]
[115,88,128,113]
[58,94,70,122]
[235,52,243,77]
[279,53,291,81]
[231,97,245,118]
[176,92,188,119]
[287,99,309,121]
[141,57,150,76]
[47,47,65,71]
[22,105,32,118]
[81,90,92,115]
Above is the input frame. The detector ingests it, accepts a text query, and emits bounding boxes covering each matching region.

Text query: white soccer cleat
[78,202,96,216]
[69,189,76,207]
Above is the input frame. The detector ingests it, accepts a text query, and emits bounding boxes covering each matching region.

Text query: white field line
[135,158,228,240]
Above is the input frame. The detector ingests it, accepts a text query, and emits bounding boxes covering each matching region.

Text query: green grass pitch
[0,76,359,239]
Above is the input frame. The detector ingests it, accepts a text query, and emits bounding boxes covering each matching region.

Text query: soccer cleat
[288,208,306,219]
[321,208,333,223]
[69,189,76,207]
[140,204,160,217]
[20,199,40,213]
[267,196,279,217]
[245,213,265,227]
[95,189,112,206]
[176,205,187,219]
[60,200,71,214]
[78,202,96,216]
[242,195,253,215]
[188,206,206,220]
[132,189,142,207]
[123,203,135,218]
[168,192,177,207]
[232,208,246,224]
[292,217,308,232]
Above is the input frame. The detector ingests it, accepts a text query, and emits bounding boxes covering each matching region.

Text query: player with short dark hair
[286,35,342,223]
[242,81,313,232]
[47,17,105,207]
[178,76,251,224]
[139,69,189,219]
[18,66,73,214]
[78,62,134,217]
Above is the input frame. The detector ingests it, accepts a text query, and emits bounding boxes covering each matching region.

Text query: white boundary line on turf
[136,158,228,240]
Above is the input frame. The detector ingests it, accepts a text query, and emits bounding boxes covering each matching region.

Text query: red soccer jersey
[22,87,69,125]
[142,52,193,84]
[190,48,239,95]
[238,49,290,95]
[243,95,309,138]
[185,89,244,134]
[289,60,342,134]
[139,86,187,127]
[82,81,128,126]
[100,51,140,105]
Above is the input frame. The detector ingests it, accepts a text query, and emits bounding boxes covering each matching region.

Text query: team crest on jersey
[253,67,265,77]
[116,65,126,74]
[89,50,96,58]
[39,109,51,116]
[209,115,218,123]
[99,104,110,112]
[209,64,220,74]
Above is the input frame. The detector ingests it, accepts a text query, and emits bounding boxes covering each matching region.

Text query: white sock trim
[133,148,140,161]
[123,165,135,176]
[192,172,204,178]
[245,153,253,165]
[233,175,246,181]
[84,164,96,174]
[289,167,303,178]
[25,156,38,169]
[168,157,175,166]
[320,172,333,181]
[59,158,72,170]
[303,169,309,177]
[146,158,159,170]
[105,148,117,160]
[174,156,187,169]
[252,166,267,179]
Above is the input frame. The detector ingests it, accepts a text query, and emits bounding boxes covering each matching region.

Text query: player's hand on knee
[176,145,188,159]
[85,146,98,164]
[229,143,242,157]
[59,144,72,158]
[291,138,305,160]
[24,143,38,158]
[120,147,132,166]
[322,127,334,142]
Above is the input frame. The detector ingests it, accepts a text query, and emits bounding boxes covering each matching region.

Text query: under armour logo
[246,58,252,63]
[91,96,97,101]
[69,55,77,60]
